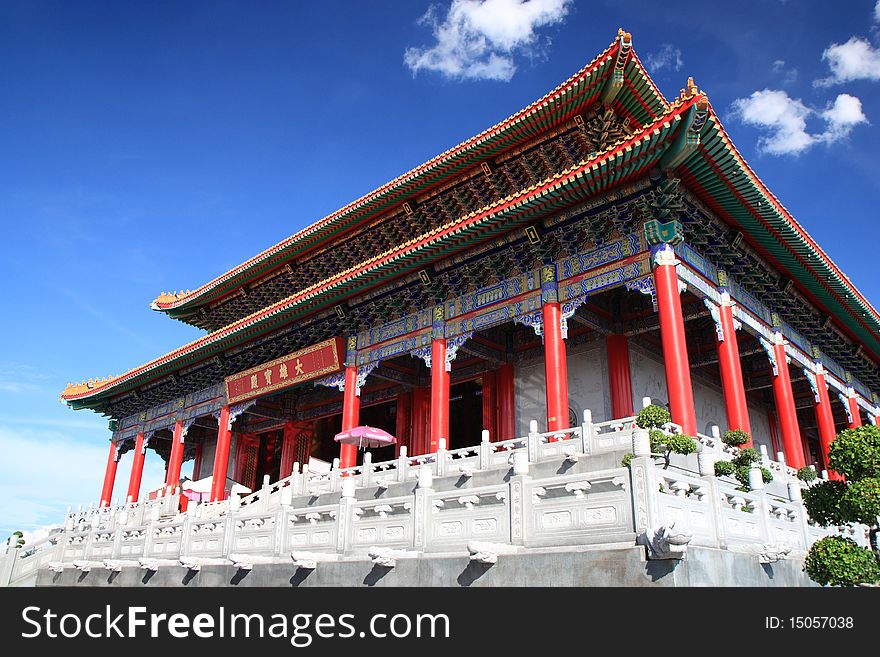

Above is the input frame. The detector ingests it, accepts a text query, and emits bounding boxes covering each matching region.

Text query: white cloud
[404,0,572,81]
[645,44,683,73]
[875,0,880,22]
[817,93,868,142]
[0,426,167,535]
[816,37,880,86]
[731,89,814,155]
[731,89,867,155]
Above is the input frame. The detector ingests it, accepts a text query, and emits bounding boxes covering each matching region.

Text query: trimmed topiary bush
[840,478,880,526]
[714,460,736,477]
[797,466,817,482]
[722,429,751,447]
[827,425,880,481]
[636,404,671,429]
[804,536,880,587]
[732,447,760,467]
[803,480,849,526]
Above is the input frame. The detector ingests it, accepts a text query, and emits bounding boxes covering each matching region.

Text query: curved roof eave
[679,107,880,361]
[63,99,693,408]
[153,33,671,319]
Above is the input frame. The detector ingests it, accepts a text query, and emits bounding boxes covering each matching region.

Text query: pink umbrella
[334,425,396,449]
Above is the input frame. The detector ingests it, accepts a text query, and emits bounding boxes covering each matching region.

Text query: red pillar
[127,431,147,503]
[411,386,430,455]
[210,405,232,502]
[429,338,450,452]
[340,365,361,468]
[846,394,862,429]
[769,340,805,469]
[606,334,634,419]
[99,440,119,508]
[652,245,697,436]
[814,370,842,480]
[496,363,516,441]
[395,391,412,457]
[165,420,186,488]
[715,303,752,442]
[481,369,498,440]
[279,421,298,479]
[542,301,570,432]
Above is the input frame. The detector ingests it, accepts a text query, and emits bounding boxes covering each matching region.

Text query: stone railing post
[632,428,651,458]
[362,451,373,488]
[580,409,594,455]
[697,450,718,477]
[527,420,539,462]
[396,446,409,482]
[479,430,491,470]
[751,487,772,545]
[435,439,447,477]
[629,455,660,536]
[330,458,341,493]
[412,465,433,551]
[259,475,271,513]
[703,468,726,548]
[337,478,356,555]
[509,467,529,546]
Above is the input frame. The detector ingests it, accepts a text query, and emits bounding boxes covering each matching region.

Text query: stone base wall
[35,545,815,588]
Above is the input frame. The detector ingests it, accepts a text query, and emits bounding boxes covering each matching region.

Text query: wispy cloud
[815,36,880,86]
[731,89,867,156]
[0,426,167,535]
[645,44,683,73]
[772,59,798,85]
[404,0,572,82]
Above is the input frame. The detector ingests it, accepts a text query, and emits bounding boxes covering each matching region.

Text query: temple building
[8,30,869,587]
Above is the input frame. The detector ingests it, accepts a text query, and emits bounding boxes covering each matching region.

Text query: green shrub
[714,460,735,477]
[828,425,880,481]
[621,453,634,468]
[841,478,880,526]
[797,466,817,482]
[648,429,666,452]
[803,480,849,526]
[732,448,760,468]
[722,429,750,447]
[636,405,671,429]
[804,536,880,587]
[666,434,698,455]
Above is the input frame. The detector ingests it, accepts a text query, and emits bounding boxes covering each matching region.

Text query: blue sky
[2,0,880,535]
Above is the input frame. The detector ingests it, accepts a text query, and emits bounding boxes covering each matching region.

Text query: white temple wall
[193,433,237,482]
[514,338,774,449]
[629,342,773,450]
[514,338,611,434]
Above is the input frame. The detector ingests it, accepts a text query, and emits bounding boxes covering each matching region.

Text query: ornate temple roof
[150,30,667,327]
[61,30,880,412]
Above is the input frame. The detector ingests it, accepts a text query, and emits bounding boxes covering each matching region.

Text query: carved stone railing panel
[424,485,510,552]
[522,468,631,547]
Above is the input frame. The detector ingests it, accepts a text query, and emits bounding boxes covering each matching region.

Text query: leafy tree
[722,429,751,448]
[636,404,671,430]
[797,466,817,482]
[621,405,696,469]
[713,447,772,490]
[803,425,880,586]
